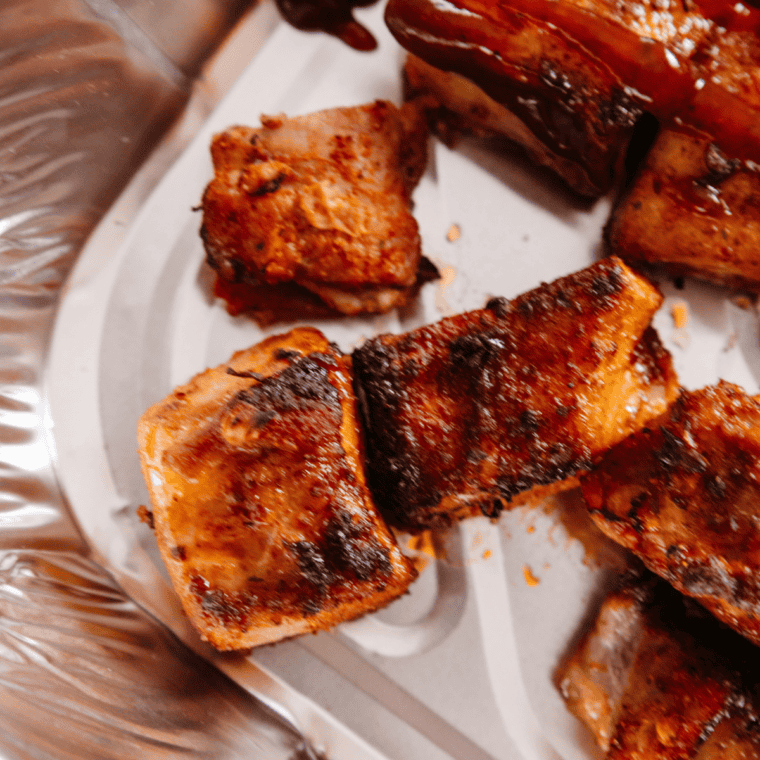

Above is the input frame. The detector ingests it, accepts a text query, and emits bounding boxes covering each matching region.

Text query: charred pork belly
[607,126,760,292]
[389,1,643,197]
[137,327,416,651]
[353,257,678,533]
[558,569,760,759]
[201,100,432,321]
[581,381,760,648]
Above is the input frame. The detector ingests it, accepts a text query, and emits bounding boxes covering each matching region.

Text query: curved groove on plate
[339,557,468,657]
[462,519,564,760]
[341,527,468,658]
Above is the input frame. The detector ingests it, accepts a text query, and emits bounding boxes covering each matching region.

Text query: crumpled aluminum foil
[0,1,319,757]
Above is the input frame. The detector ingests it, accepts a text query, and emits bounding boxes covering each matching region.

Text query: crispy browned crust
[200,100,430,320]
[390,3,641,197]
[607,126,760,291]
[137,327,416,651]
[581,381,760,649]
[558,570,760,759]
[352,256,678,533]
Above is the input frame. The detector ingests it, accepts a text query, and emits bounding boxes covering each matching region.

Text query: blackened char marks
[247,171,287,197]
[599,88,642,129]
[354,257,671,532]
[449,332,503,370]
[324,510,393,582]
[352,338,424,527]
[190,575,253,631]
[630,327,672,386]
[288,512,394,616]
[291,540,334,589]
[485,295,510,318]
[590,258,625,301]
[696,142,742,187]
[496,441,591,503]
[656,425,708,475]
[236,355,340,423]
[581,382,760,647]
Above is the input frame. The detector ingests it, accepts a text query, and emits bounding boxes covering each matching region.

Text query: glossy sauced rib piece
[581,381,760,648]
[402,53,636,197]
[201,100,431,320]
[353,257,678,533]
[558,571,760,759]
[386,0,760,163]
[137,327,416,651]
[607,126,760,291]
[390,2,642,197]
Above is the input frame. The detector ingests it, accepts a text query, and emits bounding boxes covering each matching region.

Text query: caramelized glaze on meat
[201,100,431,320]
[402,53,633,197]
[137,327,416,651]
[353,257,678,533]
[273,0,379,51]
[389,1,642,197]
[582,382,760,649]
[607,126,760,291]
[386,0,760,163]
[558,570,760,759]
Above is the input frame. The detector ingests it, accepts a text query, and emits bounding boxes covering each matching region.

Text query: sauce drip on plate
[274,0,380,50]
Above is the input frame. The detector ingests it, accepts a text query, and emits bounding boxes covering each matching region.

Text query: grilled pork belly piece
[353,257,678,533]
[385,0,760,164]
[402,53,635,197]
[137,327,416,651]
[389,3,642,197]
[581,382,760,648]
[558,570,760,759]
[201,100,431,320]
[607,126,760,292]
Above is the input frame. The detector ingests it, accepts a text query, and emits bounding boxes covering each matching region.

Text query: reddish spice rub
[558,570,760,759]
[137,327,415,651]
[201,99,431,321]
[352,257,678,533]
[581,381,760,649]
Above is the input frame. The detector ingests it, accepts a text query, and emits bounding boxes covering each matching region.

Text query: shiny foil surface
[0,1,318,757]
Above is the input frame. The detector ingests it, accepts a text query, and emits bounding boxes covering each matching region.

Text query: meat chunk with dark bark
[353,256,678,533]
[558,570,760,759]
[581,381,760,648]
[386,0,760,164]
[137,327,416,651]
